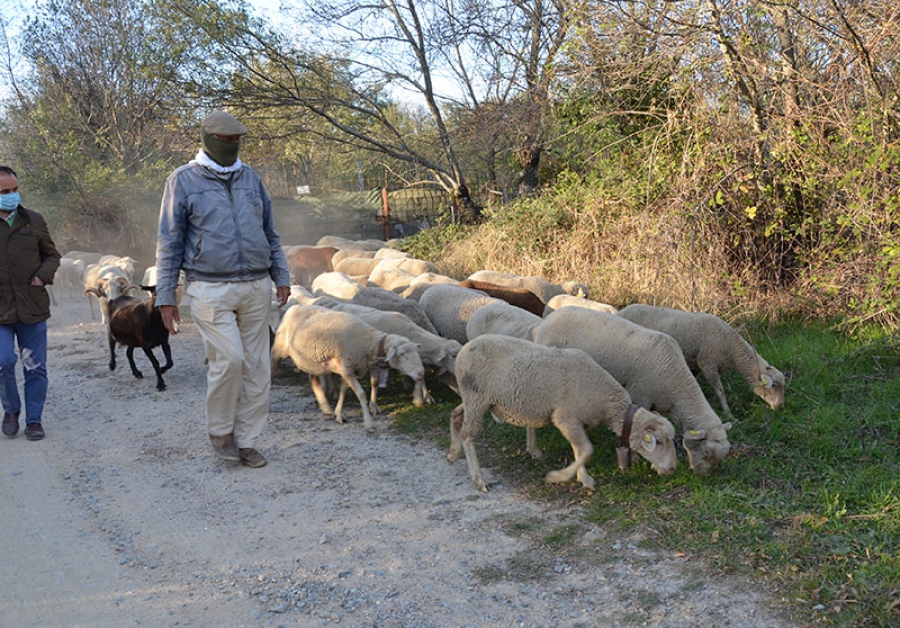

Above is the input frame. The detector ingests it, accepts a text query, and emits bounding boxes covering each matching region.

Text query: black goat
[86,284,173,390]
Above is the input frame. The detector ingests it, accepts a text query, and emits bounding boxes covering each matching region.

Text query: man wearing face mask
[155,111,290,468]
[0,166,61,441]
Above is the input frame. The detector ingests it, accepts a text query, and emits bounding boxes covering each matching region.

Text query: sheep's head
[630,408,677,475]
[434,340,463,375]
[384,336,426,382]
[753,363,785,410]
[561,281,590,299]
[682,422,732,475]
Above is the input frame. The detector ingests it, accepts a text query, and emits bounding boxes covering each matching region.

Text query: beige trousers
[186,278,273,449]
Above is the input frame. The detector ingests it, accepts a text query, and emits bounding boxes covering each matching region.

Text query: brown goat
[87,285,173,391]
[286,245,339,287]
[456,279,545,317]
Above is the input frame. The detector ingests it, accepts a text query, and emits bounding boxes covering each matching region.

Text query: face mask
[201,131,241,167]
[0,192,20,211]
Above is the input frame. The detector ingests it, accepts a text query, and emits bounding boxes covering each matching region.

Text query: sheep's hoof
[447,452,459,465]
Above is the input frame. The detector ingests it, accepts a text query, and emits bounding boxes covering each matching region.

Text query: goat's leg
[159,340,174,373]
[125,346,144,379]
[108,335,117,371]
[140,347,166,391]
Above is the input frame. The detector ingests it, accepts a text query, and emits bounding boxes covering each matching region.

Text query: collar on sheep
[617,404,639,472]
[376,335,390,388]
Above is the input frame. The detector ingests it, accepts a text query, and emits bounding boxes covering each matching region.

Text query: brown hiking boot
[209,433,240,461]
[239,448,267,468]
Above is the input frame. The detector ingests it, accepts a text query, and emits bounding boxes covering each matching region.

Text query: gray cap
[201,110,248,135]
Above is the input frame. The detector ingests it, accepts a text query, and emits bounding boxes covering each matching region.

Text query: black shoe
[24,422,44,441]
[2,411,19,437]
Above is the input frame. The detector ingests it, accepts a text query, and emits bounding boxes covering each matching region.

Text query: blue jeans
[0,320,48,424]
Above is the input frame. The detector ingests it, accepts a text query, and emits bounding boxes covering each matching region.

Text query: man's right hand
[159,304,180,335]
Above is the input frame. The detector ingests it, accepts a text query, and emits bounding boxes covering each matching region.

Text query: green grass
[382,323,900,627]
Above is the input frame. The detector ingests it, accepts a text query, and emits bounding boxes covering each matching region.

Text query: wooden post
[380,187,391,240]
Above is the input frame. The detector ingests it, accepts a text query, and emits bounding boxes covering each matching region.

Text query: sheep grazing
[542,294,618,317]
[447,334,677,492]
[418,283,502,344]
[311,271,365,300]
[534,307,732,475]
[271,304,426,432]
[456,279,545,317]
[86,284,173,391]
[465,300,543,342]
[399,272,459,301]
[617,304,786,419]
[350,286,439,335]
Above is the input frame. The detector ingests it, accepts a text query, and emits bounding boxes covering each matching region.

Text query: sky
[0,0,294,101]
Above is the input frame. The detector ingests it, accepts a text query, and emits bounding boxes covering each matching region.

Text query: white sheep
[56,257,86,297]
[367,264,417,293]
[418,283,502,344]
[542,294,618,317]
[317,300,463,406]
[533,307,732,475]
[350,286,440,335]
[141,266,187,305]
[97,255,137,282]
[468,270,589,304]
[373,247,411,260]
[465,300,543,342]
[311,271,364,300]
[271,304,426,432]
[399,273,460,301]
[617,304,785,419]
[332,248,376,266]
[334,256,380,277]
[447,334,677,492]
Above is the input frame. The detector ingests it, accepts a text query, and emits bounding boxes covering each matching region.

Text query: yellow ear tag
[689,430,701,436]
[644,433,652,441]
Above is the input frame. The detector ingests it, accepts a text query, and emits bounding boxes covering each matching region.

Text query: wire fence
[273,187,451,246]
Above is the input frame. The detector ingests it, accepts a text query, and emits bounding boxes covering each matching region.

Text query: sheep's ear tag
[761,375,774,388]
[616,446,631,473]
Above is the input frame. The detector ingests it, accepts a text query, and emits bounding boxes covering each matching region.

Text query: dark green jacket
[0,206,61,324]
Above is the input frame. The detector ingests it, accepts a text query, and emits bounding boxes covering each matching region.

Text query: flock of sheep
[55,235,786,493]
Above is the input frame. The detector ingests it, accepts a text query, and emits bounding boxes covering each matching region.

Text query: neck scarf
[193,149,244,174]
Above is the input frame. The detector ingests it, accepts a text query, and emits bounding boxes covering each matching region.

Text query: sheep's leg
[459,401,490,492]
[526,427,543,459]
[335,380,348,423]
[412,378,433,407]
[366,370,381,416]
[545,419,595,490]
[701,366,734,420]
[340,373,375,432]
[309,373,335,418]
[447,404,465,464]
[139,347,167,391]
[87,294,96,320]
